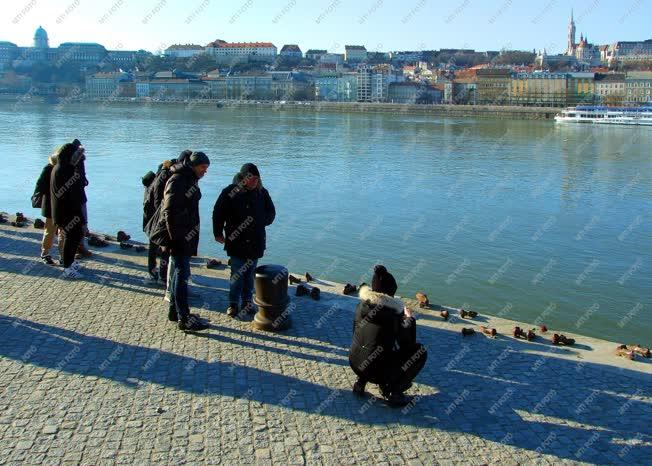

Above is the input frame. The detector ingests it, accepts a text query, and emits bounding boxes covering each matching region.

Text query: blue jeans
[229,257,258,307]
[169,254,191,320]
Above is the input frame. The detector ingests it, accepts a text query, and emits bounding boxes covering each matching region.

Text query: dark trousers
[169,254,191,321]
[228,256,258,307]
[358,344,428,394]
[147,241,169,280]
[61,223,83,268]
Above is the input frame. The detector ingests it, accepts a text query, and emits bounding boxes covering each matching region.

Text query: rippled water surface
[0,102,650,344]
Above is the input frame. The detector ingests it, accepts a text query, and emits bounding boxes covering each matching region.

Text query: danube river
[1,102,650,344]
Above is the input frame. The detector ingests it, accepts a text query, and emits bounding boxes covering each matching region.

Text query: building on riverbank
[509,72,568,107]
[164,44,206,59]
[205,40,277,65]
[625,71,652,104]
[594,73,626,105]
[0,26,141,72]
[476,68,511,105]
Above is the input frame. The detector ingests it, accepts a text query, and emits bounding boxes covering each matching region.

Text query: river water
[0,102,650,344]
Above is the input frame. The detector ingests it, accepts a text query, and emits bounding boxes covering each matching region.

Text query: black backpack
[144,206,171,247]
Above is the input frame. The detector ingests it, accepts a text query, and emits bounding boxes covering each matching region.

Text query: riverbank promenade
[1,222,650,465]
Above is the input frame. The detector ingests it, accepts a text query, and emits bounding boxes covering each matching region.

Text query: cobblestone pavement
[1,224,651,465]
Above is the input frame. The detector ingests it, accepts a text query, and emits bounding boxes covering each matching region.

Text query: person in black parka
[349,265,427,407]
[50,142,86,278]
[212,163,276,318]
[145,150,192,292]
[159,151,210,331]
[34,150,59,264]
[70,139,92,258]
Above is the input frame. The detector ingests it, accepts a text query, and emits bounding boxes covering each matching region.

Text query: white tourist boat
[554,105,652,126]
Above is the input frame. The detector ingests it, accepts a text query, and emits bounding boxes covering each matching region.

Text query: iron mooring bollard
[252,264,292,331]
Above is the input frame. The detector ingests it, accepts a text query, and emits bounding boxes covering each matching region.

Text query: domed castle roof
[34,26,49,48]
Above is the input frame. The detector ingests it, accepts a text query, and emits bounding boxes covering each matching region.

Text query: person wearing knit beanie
[349,264,428,407]
[371,265,398,297]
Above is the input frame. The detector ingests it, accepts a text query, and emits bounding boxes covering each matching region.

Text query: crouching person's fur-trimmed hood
[358,285,404,315]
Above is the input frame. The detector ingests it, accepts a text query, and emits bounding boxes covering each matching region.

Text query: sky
[3,0,651,55]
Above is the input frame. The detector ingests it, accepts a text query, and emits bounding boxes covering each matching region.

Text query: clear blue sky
[4,0,651,55]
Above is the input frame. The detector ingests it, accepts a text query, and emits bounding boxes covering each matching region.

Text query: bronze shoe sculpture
[615,344,635,360]
[415,292,429,308]
[117,231,131,242]
[551,334,575,346]
[296,284,309,297]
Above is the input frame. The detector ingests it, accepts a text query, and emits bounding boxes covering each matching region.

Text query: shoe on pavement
[384,392,412,407]
[352,379,367,397]
[226,304,239,318]
[70,260,82,271]
[241,301,257,315]
[178,316,209,331]
[63,267,83,279]
[168,309,201,322]
[40,254,55,265]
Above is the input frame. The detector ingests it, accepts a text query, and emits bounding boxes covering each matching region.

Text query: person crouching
[349,265,427,407]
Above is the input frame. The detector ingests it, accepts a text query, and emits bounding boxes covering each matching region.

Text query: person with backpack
[148,151,211,331]
[50,143,86,279]
[149,151,192,296]
[33,149,59,265]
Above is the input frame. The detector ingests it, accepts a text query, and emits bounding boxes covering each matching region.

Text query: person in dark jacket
[70,139,92,259]
[212,163,276,318]
[161,151,210,331]
[50,143,86,279]
[349,265,427,407]
[142,170,160,283]
[34,150,59,264]
[148,150,192,297]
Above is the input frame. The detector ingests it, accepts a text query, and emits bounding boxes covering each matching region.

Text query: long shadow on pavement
[0,314,650,465]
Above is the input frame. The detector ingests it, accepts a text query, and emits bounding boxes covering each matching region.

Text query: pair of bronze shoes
[289,272,313,284]
[415,292,429,308]
[459,309,478,319]
[616,344,650,360]
[480,326,497,338]
[116,231,131,242]
[296,284,320,300]
[514,326,536,341]
[551,333,575,346]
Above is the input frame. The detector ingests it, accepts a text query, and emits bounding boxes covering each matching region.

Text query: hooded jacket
[34,163,54,218]
[212,171,275,259]
[50,144,85,228]
[348,285,416,383]
[160,162,201,256]
[142,161,174,230]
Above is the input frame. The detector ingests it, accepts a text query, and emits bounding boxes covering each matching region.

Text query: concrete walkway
[0,222,650,465]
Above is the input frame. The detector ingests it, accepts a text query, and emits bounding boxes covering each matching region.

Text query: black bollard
[252,264,292,331]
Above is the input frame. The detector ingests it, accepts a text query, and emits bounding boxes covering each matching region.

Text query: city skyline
[5,0,652,55]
